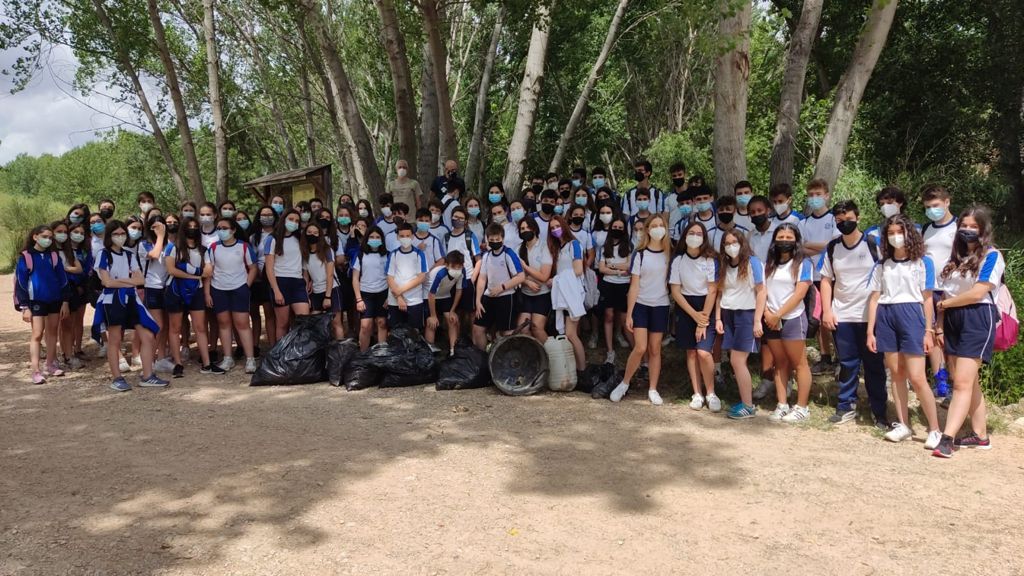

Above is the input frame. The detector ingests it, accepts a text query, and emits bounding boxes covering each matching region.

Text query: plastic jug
[544,335,577,392]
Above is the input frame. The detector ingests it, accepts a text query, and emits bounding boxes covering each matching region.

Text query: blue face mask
[285,221,299,233]
[678,204,693,216]
[90,222,105,235]
[271,203,285,214]
[416,221,430,233]
[217,229,233,242]
[553,205,565,215]
[511,208,525,222]
[736,194,752,207]
[69,214,83,225]
[636,200,650,211]
[696,201,713,213]
[367,238,383,249]
[128,229,143,241]
[593,178,606,189]
[926,206,947,222]
[807,197,826,211]
[468,207,481,218]
[337,216,352,226]
[575,196,588,206]
[572,179,582,189]
[488,193,502,204]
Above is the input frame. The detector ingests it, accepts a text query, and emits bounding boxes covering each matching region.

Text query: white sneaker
[616,332,629,348]
[98,344,107,358]
[131,355,143,369]
[661,335,675,347]
[154,357,176,373]
[782,405,810,423]
[884,422,913,443]
[689,394,705,410]
[768,403,791,422]
[604,350,616,365]
[924,429,942,450]
[67,356,84,370]
[587,333,598,349]
[218,356,236,372]
[753,378,774,400]
[706,394,722,412]
[649,389,663,405]
[118,358,131,373]
[244,358,257,374]
[609,382,629,402]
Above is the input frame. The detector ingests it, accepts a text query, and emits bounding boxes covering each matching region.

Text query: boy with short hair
[383,203,411,251]
[534,189,559,240]
[627,188,654,245]
[690,184,717,231]
[386,223,429,330]
[665,162,689,233]
[865,186,910,245]
[473,224,525,350]
[707,196,749,253]
[798,178,840,373]
[746,195,776,263]
[921,184,957,398]
[440,178,465,229]
[426,199,449,243]
[770,183,803,226]
[376,193,399,237]
[622,159,664,216]
[426,251,469,355]
[412,208,446,268]
[733,180,754,230]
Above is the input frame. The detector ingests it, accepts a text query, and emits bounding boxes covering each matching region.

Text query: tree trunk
[813,0,898,187]
[92,0,188,202]
[465,5,504,192]
[769,0,823,188]
[374,0,418,178]
[502,3,553,194]
[417,47,440,193]
[146,0,206,203]
[299,64,317,166]
[303,1,385,200]
[202,0,228,202]
[419,0,458,162]
[712,0,752,197]
[304,32,357,197]
[549,0,628,172]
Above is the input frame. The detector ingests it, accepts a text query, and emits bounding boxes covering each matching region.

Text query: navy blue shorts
[66,283,86,312]
[433,297,454,315]
[310,287,342,313]
[251,280,271,305]
[275,276,309,306]
[102,294,139,328]
[474,294,517,331]
[944,303,998,363]
[599,281,629,313]
[212,285,251,314]
[458,279,476,312]
[764,313,807,341]
[339,273,356,309]
[360,290,388,319]
[144,286,165,310]
[164,285,205,313]
[875,302,926,355]
[631,303,669,333]
[519,292,552,316]
[676,295,714,352]
[27,299,61,317]
[722,308,758,353]
[388,302,425,331]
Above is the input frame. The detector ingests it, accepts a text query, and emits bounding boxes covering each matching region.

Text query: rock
[1011,416,1024,430]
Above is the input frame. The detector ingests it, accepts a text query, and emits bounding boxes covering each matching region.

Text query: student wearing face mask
[521,187,539,214]
[549,216,589,376]
[516,216,555,343]
[88,214,108,277]
[473,224,525,350]
[66,221,92,361]
[745,195,776,264]
[410,208,446,268]
[431,159,461,202]
[715,231,766,420]
[136,192,157,221]
[249,206,278,347]
[440,179,466,230]
[356,199,374,222]
[732,180,755,230]
[269,195,287,216]
[198,203,219,248]
[490,203,519,251]
[545,172,560,192]
[352,227,390,351]
[670,191,695,243]
[665,163,689,232]
[375,194,399,238]
[920,184,957,401]
[706,196,749,252]
[387,159,424,210]
[165,217,218,377]
[865,186,915,246]
[426,251,470,355]
[627,189,654,245]
[423,199,452,243]
[207,217,259,374]
[621,160,663,216]
[445,207,482,317]
[798,179,841,375]
[571,188,595,232]
[303,222,345,339]
[769,183,803,227]
[265,209,311,342]
[66,204,90,229]
[533,189,559,240]
[137,215,172,374]
[597,215,633,364]
[866,213,942,448]
[485,182,507,212]
[218,200,237,221]
[16,225,71,384]
[590,204,617,262]
[689,185,717,231]
[570,167,590,193]
[509,200,528,226]
[386,223,429,331]
[383,203,411,251]
[670,222,720,411]
[98,199,117,222]
[463,197,485,241]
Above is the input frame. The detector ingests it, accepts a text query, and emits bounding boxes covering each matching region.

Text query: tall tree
[813,0,898,187]
[374,0,418,178]
[418,0,458,162]
[417,49,440,191]
[502,3,553,194]
[202,0,228,201]
[465,5,504,193]
[769,0,823,188]
[146,0,206,202]
[712,0,752,196]
[549,0,629,172]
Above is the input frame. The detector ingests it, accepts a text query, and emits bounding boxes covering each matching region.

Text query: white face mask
[773,202,790,215]
[880,204,900,218]
[358,208,369,218]
[724,244,741,258]
[599,213,613,225]
[430,212,441,224]
[492,214,507,225]
[399,236,413,249]
[381,206,393,218]
[685,234,703,249]
[448,269,462,281]
[139,202,153,214]
[397,168,407,178]
[887,234,905,249]
[546,182,557,191]
[647,226,666,241]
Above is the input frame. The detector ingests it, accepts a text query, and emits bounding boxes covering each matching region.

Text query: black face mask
[672,177,686,187]
[837,220,859,235]
[775,241,796,254]
[447,170,458,179]
[751,214,768,228]
[634,171,646,182]
[488,241,503,252]
[609,229,625,240]
[519,230,536,242]
[957,229,980,243]
[531,184,544,194]
[718,212,734,225]
[570,216,585,227]
[597,198,611,208]
[540,203,555,215]
[99,208,114,220]
[559,189,571,199]
[318,219,331,231]
[166,224,179,235]
[523,198,537,211]
[306,235,320,248]
[185,228,200,240]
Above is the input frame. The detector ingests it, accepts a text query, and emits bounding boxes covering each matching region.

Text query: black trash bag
[250,313,332,385]
[436,341,491,390]
[374,327,438,388]
[327,338,360,386]
[344,354,381,391]
[590,363,621,399]
[578,362,615,395]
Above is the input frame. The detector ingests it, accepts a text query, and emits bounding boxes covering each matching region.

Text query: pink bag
[994,284,1018,352]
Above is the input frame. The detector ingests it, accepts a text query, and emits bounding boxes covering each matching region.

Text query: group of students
[14,160,1004,458]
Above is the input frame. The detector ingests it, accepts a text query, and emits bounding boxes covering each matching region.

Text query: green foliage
[983,248,1024,406]
[0,193,66,273]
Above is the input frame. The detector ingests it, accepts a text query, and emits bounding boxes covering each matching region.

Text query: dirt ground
[2,277,1023,576]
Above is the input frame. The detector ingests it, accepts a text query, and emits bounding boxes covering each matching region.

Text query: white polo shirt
[386,247,428,306]
[629,248,670,307]
[720,256,765,311]
[820,235,877,322]
[669,253,717,296]
[922,217,957,291]
[870,256,935,305]
[766,258,813,319]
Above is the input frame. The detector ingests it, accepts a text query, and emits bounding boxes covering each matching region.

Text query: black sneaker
[200,364,226,375]
[932,435,955,458]
[172,364,184,378]
[828,409,856,425]
[954,433,992,450]
[873,416,891,431]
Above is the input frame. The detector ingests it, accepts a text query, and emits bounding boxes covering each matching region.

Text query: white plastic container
[544,336,577,392]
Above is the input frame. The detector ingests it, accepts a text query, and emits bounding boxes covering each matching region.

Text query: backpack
[13,250,59,311]
[444,231,476,259]
[994,283,1018,351]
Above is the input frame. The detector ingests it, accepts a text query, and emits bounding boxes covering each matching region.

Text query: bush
[982,248,1024,405]
[0,193,66,273]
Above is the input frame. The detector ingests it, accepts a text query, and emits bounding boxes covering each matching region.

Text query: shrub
[982,248,1024,405]
[0,193,66,273]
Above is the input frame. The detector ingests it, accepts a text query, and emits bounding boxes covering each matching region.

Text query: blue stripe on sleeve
[262,235,274,256]
[572,240,582,260]
[751,256,764,284]
[430,269,445,294]
[470,233,480,255]
[417,248,428,272]
[506,248,524,273]
[979,250,998,282]
[799,259,813,282]
[923,256,936,290]
[385,251,394,275]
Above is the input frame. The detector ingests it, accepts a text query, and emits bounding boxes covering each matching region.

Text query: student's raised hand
[867,333,877,354]
[715,318,724,335]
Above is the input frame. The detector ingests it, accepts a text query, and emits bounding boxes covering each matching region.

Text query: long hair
[551,215,577,247]
[592,206,621,233]
[636,214,672,265]
[176,217,207,267]
[942,205,994,280]
[717,228,752,288]
[273,208,303,256]
[103,220,126,251]
[517,216,548,266]
[879,213,925,261]
[124,216,143,249]
[603,215,632,259]
[24,224,52,253]
[49,220,75,262]
[305,222,330,264]
[674,221,716,259]
[765,223,804,280]
[361,226,387,256]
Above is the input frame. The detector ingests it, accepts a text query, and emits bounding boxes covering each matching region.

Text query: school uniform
[474,246,523,332]
[690,211,717,236]
[707,225,749,255]
[764,258,813,340]
[445,230,481,312]
[428,266,469,315]
[264,235,308,306]
[665,191,686,233]
[773,210,804,227]
[598,243,631,312]
[96,248,140,327]
[386,247,429,330]
[66,246,92,312]
[590,230,609,268]
[138,239,170,310]
[251,231,275,305]
[628,212,653,245]
[870,256,935,356]
[440,196,461,230]
[621,185,665,216]
[376,217,399,238]
[164,245,207,313]
[210,240,257,313]
[719,256,764,354]
[733,210,753,232]
[551,239,586,324]
[942,248,1004,363]
[352,250,389,319]
[501,221,522,251]
[15,248,68,316]
[747,224,777,263]
[798,211,840,281]
[923,217,957,293]
[334,230,356,308]
[466,219,484,244]
[820,235,887,418]
[669,252,718,351]
[532,213,554,241]
[629,248,671,333]
[519,240,554,316]
[200,228,218,249]
[305,253,341,313]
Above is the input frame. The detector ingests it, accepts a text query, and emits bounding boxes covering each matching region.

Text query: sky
[0,43,143,165]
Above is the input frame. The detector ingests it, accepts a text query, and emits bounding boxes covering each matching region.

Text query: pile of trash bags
[343,327,440,391]
[250,314,333,386]
[579,362,620,399]
[436,341,491,391]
